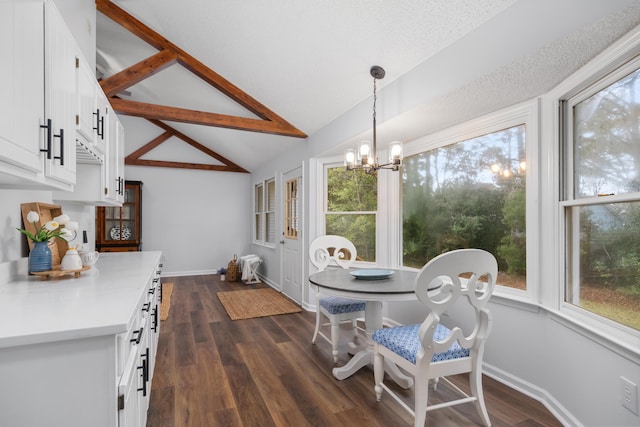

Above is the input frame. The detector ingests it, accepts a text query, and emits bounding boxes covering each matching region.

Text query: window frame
[543,27,640,352]
[322,162,378,264]
[559,55,640,336]
[253,177,277,248]
[398,100,539,301]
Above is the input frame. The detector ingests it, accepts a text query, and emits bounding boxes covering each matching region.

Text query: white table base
[331,300,414,389]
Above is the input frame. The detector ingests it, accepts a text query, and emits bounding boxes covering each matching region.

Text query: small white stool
[239,254,262,284]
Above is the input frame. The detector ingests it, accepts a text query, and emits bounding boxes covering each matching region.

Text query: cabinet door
[105,112,125,204]
[76,54,98,148]
[118,346,141,427]
[43,0,76,186]
[0,0,46,177]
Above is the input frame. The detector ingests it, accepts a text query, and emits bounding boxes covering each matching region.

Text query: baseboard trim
[482,364,581,427]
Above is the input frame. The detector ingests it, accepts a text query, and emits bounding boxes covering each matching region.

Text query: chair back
[414,249,498,364]
[309,235,357,271]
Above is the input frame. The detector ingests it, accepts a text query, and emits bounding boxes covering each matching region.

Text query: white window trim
[253,177,278,248]
[395,99,540,302]
[542,24,640,353]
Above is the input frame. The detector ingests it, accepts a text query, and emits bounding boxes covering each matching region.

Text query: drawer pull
[130,326,143,344]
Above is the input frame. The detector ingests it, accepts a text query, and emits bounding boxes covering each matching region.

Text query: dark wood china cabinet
[96,181,143,252]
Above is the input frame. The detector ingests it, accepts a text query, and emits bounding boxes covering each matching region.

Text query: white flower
[64,221,79,231]
[54,214,70,225]
[26,211,39,223]
[44,221,59,231]
[60,228,75,240]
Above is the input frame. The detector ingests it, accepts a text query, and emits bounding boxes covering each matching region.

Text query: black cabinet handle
[143,347,149,381]
[130,326,144,344]
[137,357,147,397]
[148,287,155,295]
[152,307,158,332]
[99,116,105,140]
[53,128,64,165]
[40,119,52,159]
[93,109,100,134]
[142,303,150,312]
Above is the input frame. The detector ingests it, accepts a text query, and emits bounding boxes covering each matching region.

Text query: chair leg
[312,303,321,345]
[351,318,359,340]
[470,370,491,427]
[330,319,340,363]
[414,372,430,427]
[373,351,384,401]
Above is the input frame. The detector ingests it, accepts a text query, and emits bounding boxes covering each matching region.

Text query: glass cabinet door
[96,181,142,251]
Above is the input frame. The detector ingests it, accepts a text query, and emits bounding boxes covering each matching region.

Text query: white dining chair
[372,248,498,427]
[309,235,366,363]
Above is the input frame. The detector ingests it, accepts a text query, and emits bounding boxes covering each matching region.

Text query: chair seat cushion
[319,296,365,314]
[372,323,470,364]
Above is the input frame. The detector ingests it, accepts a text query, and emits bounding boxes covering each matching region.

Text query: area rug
[217,287,301,320]
[160,282,173,321]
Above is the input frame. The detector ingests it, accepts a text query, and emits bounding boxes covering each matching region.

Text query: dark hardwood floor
[146,275,562,427]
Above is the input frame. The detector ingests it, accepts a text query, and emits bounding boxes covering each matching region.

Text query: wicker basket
[227,255,241,282]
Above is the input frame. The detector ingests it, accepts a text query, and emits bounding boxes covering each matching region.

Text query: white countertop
[0,251,162,349]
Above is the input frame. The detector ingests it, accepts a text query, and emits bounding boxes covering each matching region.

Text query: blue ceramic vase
[29,241,52,273]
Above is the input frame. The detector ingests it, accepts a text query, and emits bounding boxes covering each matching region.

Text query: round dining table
[309,267,428,387]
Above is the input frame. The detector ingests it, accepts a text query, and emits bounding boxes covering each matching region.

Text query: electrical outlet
[621,376,638,415]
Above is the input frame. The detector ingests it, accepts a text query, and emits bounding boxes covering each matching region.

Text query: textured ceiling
[97,0,640,171]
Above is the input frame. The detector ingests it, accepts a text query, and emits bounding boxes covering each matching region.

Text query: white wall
[123,164,251,276]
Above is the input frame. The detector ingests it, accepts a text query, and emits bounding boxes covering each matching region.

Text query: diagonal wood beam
[124,118,249,173]
[100,50,178,97]
[147,119,247,172]
[110,98,306,138]
[96,0,307,138]
[123,130,172,160]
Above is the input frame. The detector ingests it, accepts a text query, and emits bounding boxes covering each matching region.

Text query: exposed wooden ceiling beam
[96,0,307,139]
[100,50,178,98]
[125,119,249,173]
[110,98,305,138]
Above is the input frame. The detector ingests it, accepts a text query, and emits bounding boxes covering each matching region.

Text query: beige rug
[217,287,301,320]
[160,282,173,321]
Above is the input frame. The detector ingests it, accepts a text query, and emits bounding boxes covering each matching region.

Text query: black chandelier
[345,66,403,173]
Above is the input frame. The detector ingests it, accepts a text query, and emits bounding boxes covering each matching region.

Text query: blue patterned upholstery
[319,296,366,314]
[372,323,470,364]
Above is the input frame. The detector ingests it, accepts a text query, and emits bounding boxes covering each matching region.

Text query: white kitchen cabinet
[0,0,46,184]
[107,111,126,204]
[44,0,77,186]
[0,252,163,427]
[53,113,125,206]
[0,0,77,190]
[76,53,107,159]
[54,91,125,206]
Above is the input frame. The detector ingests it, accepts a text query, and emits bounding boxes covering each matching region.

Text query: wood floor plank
[146,275,563,427]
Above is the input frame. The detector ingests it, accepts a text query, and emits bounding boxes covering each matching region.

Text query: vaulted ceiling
[96,0,640,172]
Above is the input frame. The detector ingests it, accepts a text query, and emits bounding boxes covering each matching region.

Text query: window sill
[252,241,277,250]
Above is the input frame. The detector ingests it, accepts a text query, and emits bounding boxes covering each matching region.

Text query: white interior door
[281,167,303,303]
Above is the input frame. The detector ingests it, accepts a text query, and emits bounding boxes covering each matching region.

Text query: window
[325,166,377,262]
[402,125,527,290]
[254,179,276,245]
[254,183,264,242]
[285,178,299,239]
[265,180,276,243]
[562,60,640,332]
